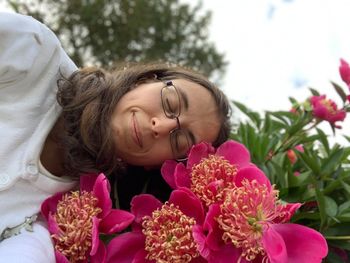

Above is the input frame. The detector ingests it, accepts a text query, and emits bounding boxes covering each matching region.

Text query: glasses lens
[161,85,180,118]
[170,130,192,160]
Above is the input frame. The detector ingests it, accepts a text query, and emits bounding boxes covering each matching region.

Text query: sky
[1,0,349,141]
[196,0,350,141]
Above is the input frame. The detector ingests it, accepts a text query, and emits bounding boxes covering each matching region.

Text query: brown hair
[57,63,232,178]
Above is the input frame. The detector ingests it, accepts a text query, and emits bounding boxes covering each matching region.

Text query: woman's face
[111,78,221,166]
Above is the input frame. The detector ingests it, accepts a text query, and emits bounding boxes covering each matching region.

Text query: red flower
[339,58,350,88]
[193,170,328,263]
[106,189,207,263]
[41,173,134,263]
[310,95,346,127]
[161,140,253,208]
[287,144,304,164]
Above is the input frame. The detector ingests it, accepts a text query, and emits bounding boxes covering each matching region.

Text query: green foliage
[7,0,226,80]
[231,83,350,261]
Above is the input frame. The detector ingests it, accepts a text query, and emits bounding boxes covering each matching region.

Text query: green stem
[264,117,321,164]
[325,235,350,240]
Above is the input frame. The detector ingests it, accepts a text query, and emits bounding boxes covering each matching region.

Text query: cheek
[145,141,174,165]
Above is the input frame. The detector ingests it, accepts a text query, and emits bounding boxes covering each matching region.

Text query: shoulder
[0,12,43,35]
[0,12,75,86]
[0,12,61,52]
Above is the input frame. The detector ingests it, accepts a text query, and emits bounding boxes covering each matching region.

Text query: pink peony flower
[161,140,254,208]
[339,58,350,88]
[310,95,346,127]
[41,173,135,263]
[106,188,207,263]
[193,169,328,263]
[287,144,304,164]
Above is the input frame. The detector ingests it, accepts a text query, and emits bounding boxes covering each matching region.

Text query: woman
[0,12,231,262]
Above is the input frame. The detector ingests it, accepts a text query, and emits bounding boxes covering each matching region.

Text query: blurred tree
[7,0,226,79]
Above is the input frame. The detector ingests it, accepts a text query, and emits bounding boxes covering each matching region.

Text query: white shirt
[0,12,77,237]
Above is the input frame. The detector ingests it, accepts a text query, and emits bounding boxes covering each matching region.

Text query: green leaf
[247,124,257,148]
[298,150,321,175]
[309,87,320,96]
[340,181,350,195]
[297,134,322,145]
[267,111,291,126]
[338,200,350,215]
[345,135,350,143]
[262,113,271,133]
[292,211,320,221]
[232,101,261,127]
[328,239,350,250]
[331,81,348,103]
[321,148,344,176]
[315,187,326,229]
[286,116,310,136]
[288,96,298,105]
[336,212,350,222]
[326,250,348,263]
[316,128,330,154]
[324,196,338,217]
[270,160,288,188]
[288,171,312,187]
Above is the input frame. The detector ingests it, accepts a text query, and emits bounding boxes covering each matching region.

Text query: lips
[132,112,143,148]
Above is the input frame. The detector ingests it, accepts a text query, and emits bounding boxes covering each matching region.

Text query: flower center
[142,202,199,263]
[216,179,284,261]
[52,191,102,263]
[320,99,336,114]
[190,155,238,207]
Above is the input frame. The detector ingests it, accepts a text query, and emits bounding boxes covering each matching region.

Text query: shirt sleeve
[0,12,55,87]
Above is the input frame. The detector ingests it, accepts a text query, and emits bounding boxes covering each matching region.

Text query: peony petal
[41,192,64,220]
[235,166,271,190]
[80,173,99,192]
[93,173,112,218]
[203,204,225,251]
[187,142,214,169]
[99,209,135,234]
[328,110,347,124]
[193,225,210,259]
[271,224,328,263]
[207,244,241,263]
[275,203,302,223]
[207,180,225,198]
[91,239,106,263]
[191,256,208,263]
[339,58,350,86]
[216,140,251,168]
[130,194,163,225]
[169,188,205,224]
[174,162,191,188]
[313,106,330,119]
[263,225,288,263]
[106,232,145,263]
[47,213,60,235]
[160,160,178,189]
[193,223,240,263]
[133,249,152,263]
[55,251,70,263]
[90,217,101,256]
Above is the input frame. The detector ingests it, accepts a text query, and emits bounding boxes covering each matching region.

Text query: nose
[151,116,179,138]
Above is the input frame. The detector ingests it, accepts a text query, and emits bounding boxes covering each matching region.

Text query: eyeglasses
[161,81,193,161]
